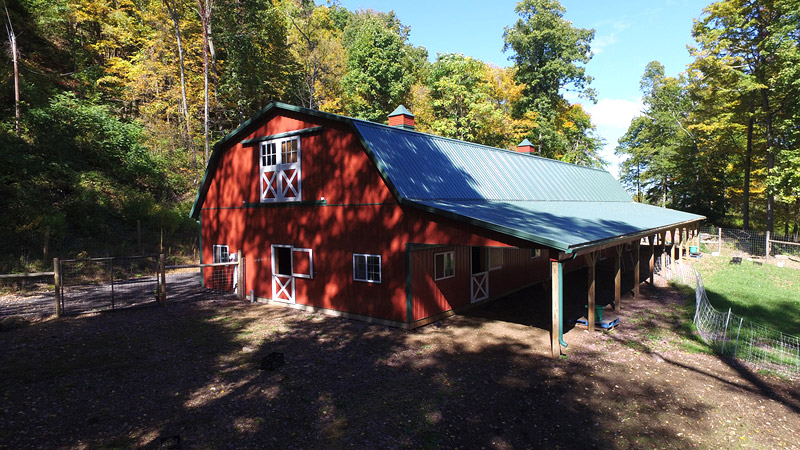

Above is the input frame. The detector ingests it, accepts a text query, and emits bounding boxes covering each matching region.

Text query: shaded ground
[1,277,798,449]
[0,272,232,318]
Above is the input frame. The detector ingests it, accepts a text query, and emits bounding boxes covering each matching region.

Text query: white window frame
[434,251,455,280]
[353,253,382,283]
[212,244,229,263]
[291,248,314,279]
[489,248,504,270]
[259,136,302,203]
[530,248,541,259]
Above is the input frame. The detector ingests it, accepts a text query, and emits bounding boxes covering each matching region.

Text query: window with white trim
[292,248,314,279]
[353,253,381,283]
[434,251,455,280]
[530,249,541,259]
[489,248,503,270]
[213,245,229,263]
[259,136,301,202]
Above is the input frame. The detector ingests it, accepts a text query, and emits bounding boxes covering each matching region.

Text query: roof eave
[400,199,573,252]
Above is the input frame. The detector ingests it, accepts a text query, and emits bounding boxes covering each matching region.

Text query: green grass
[697,258,800,336]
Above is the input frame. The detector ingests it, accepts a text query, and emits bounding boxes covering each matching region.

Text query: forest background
[1,0,798,271]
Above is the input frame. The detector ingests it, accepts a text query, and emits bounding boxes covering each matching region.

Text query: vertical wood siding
[201,109,602,324]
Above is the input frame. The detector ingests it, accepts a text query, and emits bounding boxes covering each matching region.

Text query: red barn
[191,102,703,356]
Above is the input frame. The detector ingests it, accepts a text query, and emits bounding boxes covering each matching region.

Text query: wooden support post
[718,228,722,255]
[550,258,561,358]
[649,235,655,284]
[676,228,683,262]
[586,252,597,332]
[159,253,167,304]
[237,250,245,300]
[614,246,622,310]
[697,224,701,250]
[633,240,641,299]
[765,231,771,263]
[54,258,62,318]
[669,229,676,271]
[660,231,666,279]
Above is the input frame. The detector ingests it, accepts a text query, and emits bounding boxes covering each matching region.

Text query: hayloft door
[470,247,489,303]
[260,137,302,203]
[271,245,295,303]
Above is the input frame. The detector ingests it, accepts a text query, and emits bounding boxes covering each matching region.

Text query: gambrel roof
[191,102,704,253]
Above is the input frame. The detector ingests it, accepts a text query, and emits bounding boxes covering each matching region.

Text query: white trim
[434,251,455,281]
[212,244,229,263]
[259,136,302,203]
[470,271,489,302]
[291,248,314,279]
[271,244,295,303]
[353,253,381,283]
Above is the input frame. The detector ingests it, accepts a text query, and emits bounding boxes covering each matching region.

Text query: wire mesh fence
[700,226,800,269]
[162,256,242,303]
[59,256,160,315]
[693,267,800,379]
[652,251,697,286]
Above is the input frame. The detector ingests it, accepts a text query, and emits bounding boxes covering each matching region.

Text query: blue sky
[336,0,710,176]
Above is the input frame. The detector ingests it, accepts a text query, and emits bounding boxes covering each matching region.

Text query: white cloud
[585,98,643,179]
[592,34,619,55]
[586,98,643,130]
[591,21,629,54]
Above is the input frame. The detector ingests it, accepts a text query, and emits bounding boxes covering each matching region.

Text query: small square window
[213,245,229,263]
[261,142,277,166]
[530,249,541,259]
[281,139,298,164]
[353,253,381,283]
[434,251,455,280]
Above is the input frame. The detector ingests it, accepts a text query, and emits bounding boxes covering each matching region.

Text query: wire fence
[692,267,800,379]
[700,226,800,269]
[59,256,160,315]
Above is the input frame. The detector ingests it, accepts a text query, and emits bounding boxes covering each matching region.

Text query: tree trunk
[743,114,754,229]
[4,7,20,135]
[198,0,212,165]
[761,88,775,233]
[163,0,195,179]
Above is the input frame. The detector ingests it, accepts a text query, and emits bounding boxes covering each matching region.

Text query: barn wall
[410,246,550,321]
[200,109,557,323]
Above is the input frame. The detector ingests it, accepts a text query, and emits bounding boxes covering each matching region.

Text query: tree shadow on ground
[606,281,800,416]
[0,295,718,449]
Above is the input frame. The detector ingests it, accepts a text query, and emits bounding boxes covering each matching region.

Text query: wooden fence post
[718,228,722,255]
[237,250,245,301]
[53,258,62,318]
[765,231,771,263]
[159,253,166,304]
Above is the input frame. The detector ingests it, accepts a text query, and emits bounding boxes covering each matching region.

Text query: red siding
[201,109,565,324]
[411,247,550,321]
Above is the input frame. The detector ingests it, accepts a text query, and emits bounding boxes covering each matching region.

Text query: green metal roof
[191,102,705,251]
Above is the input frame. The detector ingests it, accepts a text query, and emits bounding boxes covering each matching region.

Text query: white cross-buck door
[270,245,314,303]
[260,137,302,202]
[272,245,295,303]
[470,246,489,303]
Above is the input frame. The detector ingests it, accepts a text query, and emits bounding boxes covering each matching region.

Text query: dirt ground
[1,277,798,449]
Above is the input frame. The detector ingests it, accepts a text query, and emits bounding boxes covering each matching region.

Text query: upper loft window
[260,136,301,202]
